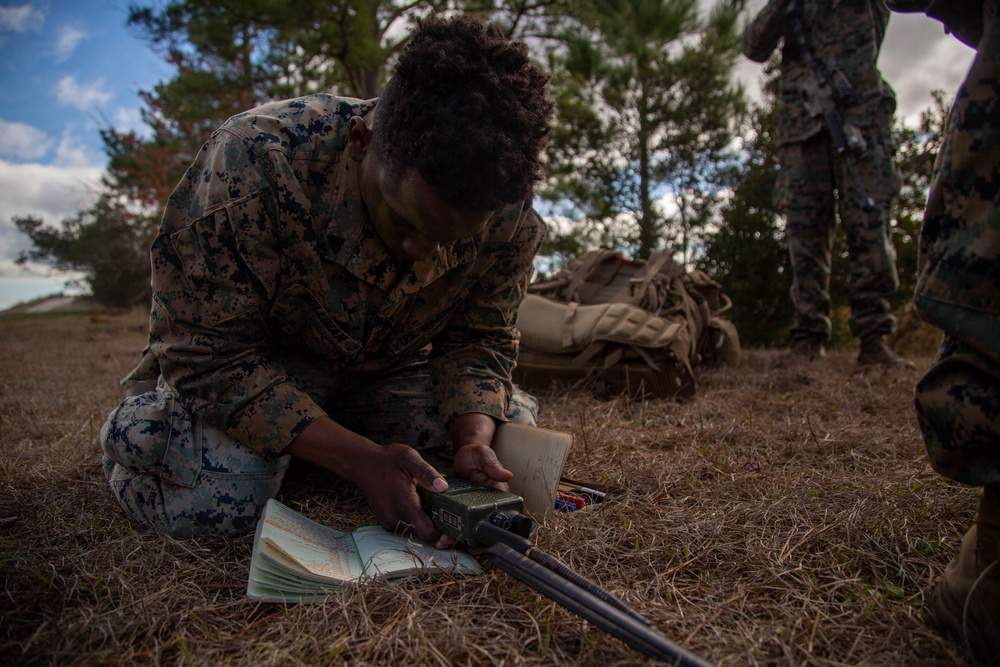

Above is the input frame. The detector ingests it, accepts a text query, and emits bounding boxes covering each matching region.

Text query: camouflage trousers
[780,125,902,342]
[101,365,538,538]
[914,5,1000,488]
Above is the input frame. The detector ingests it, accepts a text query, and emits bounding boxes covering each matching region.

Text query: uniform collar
[326,153,480,292]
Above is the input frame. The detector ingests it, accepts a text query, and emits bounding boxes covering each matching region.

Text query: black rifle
[786,1,876,212]
[421,479,716,667]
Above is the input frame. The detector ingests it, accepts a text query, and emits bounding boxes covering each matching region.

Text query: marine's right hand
[283,417,449,545]
[351,441,450,545]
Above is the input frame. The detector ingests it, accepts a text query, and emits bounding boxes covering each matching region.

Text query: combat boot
[857,335,915,369]
[929,485,1000,667]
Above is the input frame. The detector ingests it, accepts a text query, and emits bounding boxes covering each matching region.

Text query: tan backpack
[514,248,740,399]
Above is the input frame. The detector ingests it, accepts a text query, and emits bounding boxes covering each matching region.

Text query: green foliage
[703,60,793,347]
[99,110,194,219]
[889,90,949,309]
[14,196,154,308]
[127,0,459,103]
[541,0,747,260]
[10,1,952,342]
[128,0,289,123]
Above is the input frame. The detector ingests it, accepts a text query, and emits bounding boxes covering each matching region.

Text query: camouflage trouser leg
[840,121,901,341]
[331,359,538,472]
[100,377,290,538]
[915,336,1000,487]
[782,136,839,342]
[782,127,901,342]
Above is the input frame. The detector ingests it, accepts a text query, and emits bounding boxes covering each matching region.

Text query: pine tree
[703,60,793,347]
[541,0,746,261]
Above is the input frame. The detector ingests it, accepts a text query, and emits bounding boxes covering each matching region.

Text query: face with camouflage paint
[349,116,494,265]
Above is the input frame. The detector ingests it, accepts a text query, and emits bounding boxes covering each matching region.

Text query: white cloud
[0,4,45,33]
[0,157,104,278]
[54,75,112,111]
[0,119,54,160]
[880,13,977,126]
[53,127,95,168]
[113,105,150,137]
[52,24,85,62]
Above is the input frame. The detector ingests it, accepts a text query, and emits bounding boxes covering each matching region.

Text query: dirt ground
[0,308,978,666]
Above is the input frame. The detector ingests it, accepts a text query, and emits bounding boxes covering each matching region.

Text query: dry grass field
[0,307,978,666]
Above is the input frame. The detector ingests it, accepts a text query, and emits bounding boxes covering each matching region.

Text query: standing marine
[742,0,913,367]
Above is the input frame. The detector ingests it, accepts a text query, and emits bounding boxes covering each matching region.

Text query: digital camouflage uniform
[910,1,1000,489]
[886,3,1000,662]
[100,94,543,537]
[743,0,903,343]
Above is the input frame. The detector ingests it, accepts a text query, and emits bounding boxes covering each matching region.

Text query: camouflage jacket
[742,0,896,145]
[125,94,545,457]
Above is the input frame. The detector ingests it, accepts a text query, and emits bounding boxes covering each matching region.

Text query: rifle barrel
[486,542,716,667]
[475,521,653,627]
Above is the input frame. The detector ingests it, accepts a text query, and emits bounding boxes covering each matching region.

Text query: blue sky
[0,1,163,163]
[0,0,163,310]
[0,0,979,311]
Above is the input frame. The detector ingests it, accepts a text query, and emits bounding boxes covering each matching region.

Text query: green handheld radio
[418,477,532,547]
[419,476,714,666]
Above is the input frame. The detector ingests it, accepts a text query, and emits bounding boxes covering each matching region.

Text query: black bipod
[474,521,716,667]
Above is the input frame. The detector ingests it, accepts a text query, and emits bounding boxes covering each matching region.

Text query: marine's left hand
[449,412,513,491]
[452,443,513,491]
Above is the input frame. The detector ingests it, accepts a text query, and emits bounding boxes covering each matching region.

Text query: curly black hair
[371,14,554,212]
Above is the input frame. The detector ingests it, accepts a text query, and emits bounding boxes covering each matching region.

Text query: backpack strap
[564,249,622,303]
[562,301,580,349]
[615,249,679,312]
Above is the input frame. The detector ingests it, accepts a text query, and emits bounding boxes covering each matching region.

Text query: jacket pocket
[384,299,461,357]
[270,284,362,362]
[160,394,203,489]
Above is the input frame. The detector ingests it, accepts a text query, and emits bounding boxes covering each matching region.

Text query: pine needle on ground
[0,309,971,666]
